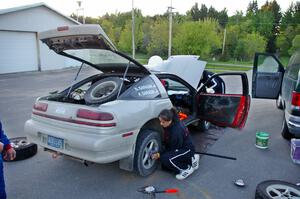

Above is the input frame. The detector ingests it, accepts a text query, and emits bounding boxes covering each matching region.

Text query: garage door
[0,31,38,74]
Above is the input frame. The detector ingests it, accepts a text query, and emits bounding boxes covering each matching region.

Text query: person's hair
[158,107,178,122]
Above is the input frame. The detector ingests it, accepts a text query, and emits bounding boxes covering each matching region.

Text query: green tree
[207,6,218,19]
[187,3,200,21]
[228,11,244,26]
[289,35,300,55]
[234,33,266,60]
[199,4,208,20]
[259,0,282,53]
[246,0,258,16]
[173,19,221,59]
[118,16,144,53]
[222,25,241,60]
[218,8,228,28]
[146,20,169,56]
[281,3,294,30]
[276,25,300,56]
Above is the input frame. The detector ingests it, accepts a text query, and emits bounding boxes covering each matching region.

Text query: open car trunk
[41,73,144,105]
[38,24,151,106]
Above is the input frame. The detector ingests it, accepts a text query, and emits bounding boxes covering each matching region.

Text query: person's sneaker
[192,154,200,170]
[176,166,194,180]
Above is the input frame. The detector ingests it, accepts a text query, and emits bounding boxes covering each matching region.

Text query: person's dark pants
[160,148,193,174]
[0,161,6,199]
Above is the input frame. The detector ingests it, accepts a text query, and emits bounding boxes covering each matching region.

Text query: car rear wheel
[134,130,161,176]
[281,112,293,140]
[84,77,123,104]
[255,180,300,199]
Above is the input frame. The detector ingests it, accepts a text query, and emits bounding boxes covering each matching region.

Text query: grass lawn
[206,64,252,71]
[135,54,253,72]
[207,59,253,66]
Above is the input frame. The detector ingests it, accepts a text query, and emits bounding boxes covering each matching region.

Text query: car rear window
[64,49,129,65]
[287,51,300,80]
[120,76,161,100]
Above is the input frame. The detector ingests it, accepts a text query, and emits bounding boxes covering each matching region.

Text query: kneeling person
[152,108,199,180]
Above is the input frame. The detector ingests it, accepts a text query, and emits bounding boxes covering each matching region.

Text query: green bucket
[255,132,269,149]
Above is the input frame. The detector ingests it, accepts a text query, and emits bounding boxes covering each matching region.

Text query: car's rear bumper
[286,112,300,137]
[24,119,137,163]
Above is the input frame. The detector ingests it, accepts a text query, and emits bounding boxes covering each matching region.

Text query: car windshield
[64,49,129,65]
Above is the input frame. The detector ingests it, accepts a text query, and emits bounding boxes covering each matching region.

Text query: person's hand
[4,148,16,161]
[151,152,160,160]
[0,142,3,153]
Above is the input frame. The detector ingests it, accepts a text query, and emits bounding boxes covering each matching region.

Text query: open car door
[252,53,285,99]
[197,73,250,129]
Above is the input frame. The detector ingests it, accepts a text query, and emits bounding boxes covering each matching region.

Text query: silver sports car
[25,24,250,176]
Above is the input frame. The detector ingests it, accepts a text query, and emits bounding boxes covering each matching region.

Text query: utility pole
[132,0,135,59]
[222,28,227,55]
[76,1,85,24]
[168,0,174,58]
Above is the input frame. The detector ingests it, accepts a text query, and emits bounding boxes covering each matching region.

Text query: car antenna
[66,62,84,99]
[117,61,130,98]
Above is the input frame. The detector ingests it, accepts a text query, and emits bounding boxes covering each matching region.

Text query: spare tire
[5,137,38,162]
[84,77,123,104]
[255,180,300,199]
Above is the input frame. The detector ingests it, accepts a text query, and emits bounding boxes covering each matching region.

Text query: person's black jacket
[163,120,195,152]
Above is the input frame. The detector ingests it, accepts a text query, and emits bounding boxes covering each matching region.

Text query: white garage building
[0,3,80,74]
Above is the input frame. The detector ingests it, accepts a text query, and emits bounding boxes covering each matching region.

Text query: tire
[134,130,161,176]
[255,180,300,199]
[84,77,123,104]
[276,95,283,110]
[281,112,293,140]
[4,137,38,162]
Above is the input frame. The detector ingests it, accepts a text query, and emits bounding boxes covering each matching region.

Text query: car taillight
[57,26,69,31]
[33,102,48,112]
[292,91,300,106]
[77,109,114,121]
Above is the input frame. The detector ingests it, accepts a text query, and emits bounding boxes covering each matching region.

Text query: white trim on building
[0,3,80,74]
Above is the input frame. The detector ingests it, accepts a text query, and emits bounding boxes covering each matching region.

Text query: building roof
[0,2,80,25]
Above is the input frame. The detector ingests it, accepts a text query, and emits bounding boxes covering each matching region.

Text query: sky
[0,0,297,17]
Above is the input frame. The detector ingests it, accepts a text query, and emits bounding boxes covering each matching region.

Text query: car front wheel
[134,130,161,176]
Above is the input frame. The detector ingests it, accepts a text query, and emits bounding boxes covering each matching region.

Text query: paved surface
[0,68,299,199]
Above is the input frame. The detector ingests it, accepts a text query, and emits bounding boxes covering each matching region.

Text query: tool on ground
[234,179,246,187]
[137,186,179,199]
[195,151,237,160]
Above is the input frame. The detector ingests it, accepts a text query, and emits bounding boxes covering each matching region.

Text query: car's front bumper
[24,119,137,163]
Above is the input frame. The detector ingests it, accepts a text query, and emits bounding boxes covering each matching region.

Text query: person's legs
[0,162,7,199]
[169,149,193,171]
[160,149,193,175]
[160,150,180,174]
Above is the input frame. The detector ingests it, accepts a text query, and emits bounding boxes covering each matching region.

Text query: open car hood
[146,55,206,89]
[39,24,150,75]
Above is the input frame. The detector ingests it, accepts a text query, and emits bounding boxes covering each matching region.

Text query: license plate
[47,135,64,149]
